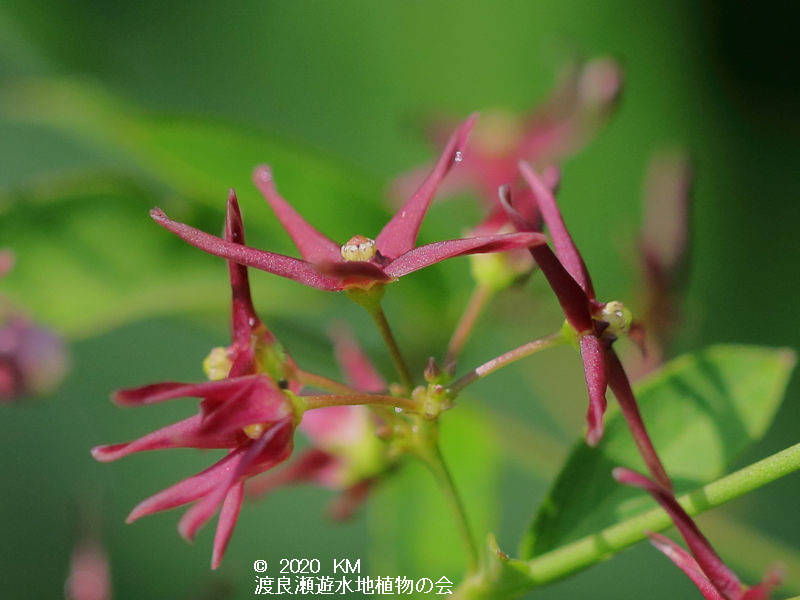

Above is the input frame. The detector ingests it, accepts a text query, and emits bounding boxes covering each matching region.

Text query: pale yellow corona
[340,235,377,262]
[202,347,232,381]
[599,301,633,335]
[243,423,266,439]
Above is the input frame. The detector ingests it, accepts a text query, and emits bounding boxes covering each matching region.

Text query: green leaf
[0,78,384,244]
[0,174,313,337]
[368,407,500,580]
[522,344,796,559]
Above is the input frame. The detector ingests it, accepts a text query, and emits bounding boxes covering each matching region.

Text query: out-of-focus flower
[0,249,68,402]
[391,58,622,211]
[150,116,545,293]
[65,539,111,600]
[92,195,301,569]
[614,467,781,600]
[249,324,390,520]
[634,151,693,373]
[502,163,670,489]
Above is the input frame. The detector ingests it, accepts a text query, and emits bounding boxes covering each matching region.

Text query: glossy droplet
[454,151,464,163]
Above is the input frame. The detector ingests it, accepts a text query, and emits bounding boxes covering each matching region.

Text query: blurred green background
[0,1,798,598]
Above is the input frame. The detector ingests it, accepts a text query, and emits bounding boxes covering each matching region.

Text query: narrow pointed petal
[247,448,340,498]
[498,185,593,332]
[329,479,374,520]
[384,232,545,278]
[741,569,782,600]
[376,114,477,258]
[519,160,596,298]
[252,166,342,263]
[649,533,725,600]
[0,249,14,277]
[150,208,343,291]
[178,421,290,541]
[579,334,608,446]
[606,350,672,490]
[613,468,742,599]
[330,323,386,393]
[225,191,270,347]
[199,378,292,436]
[113,378,252,407]
[126,449,244,523]
[210,481,244,570]
[91,415,236,462]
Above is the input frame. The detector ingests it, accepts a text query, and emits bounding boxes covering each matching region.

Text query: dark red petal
[519,160,596,299]
[178,421,292,541]
[199,378,292,436]
[376,114,477,259]
[649,533,725,600]
[613,468,742,599]
[384,232,545,278]
[330,323,386,393]
[606,350,672,491]
[580,335,608,446]
[498,186,593,332]
[126,448,245,523]
[252,166,342,263]
[150,208,343,291]
[211,481,244,570]
[91,415,237,462]
[113,378,252,407]
[226,191,270,347]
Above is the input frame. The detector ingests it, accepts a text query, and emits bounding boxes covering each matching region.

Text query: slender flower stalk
[295,368,362,395]
[451,332,565,394]
[445,283,495,369]
[366,304,414,391]
[414,420,480,574]
[302,393,418,412]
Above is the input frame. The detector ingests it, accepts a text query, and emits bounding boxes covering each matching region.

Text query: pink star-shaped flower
[502,161,670,489]
[150,115,546,292]
[92,196,299,569]
[391,58,622,213]
[615,467,781,600]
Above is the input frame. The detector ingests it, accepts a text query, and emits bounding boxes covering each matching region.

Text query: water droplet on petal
[248,317,257,327]
[454,151,464,163]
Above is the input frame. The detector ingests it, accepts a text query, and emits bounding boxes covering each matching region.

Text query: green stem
[302,393,418,413]
[454,443,800,599]
[295,369,361,395]
[445,283,494,369]
[451,332,565,394]
[416,422,480,574]
[368,305,414,391]
[525,442,800,584]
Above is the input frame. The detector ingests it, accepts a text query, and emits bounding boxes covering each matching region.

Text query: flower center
[340,235,377,262]
[598,301,633,336]
[203,347,232,381]
[243,423,266,439]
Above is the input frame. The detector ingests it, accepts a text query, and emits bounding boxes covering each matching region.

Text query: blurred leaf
[522,344,796,558]
[0,78,384,242]
[0,173,308,337]
[368,407,500,580]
